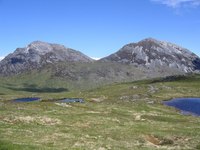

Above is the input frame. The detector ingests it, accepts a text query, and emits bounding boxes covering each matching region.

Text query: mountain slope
[0,38,199,87]
[0,41,93,75]
[100,38,200,73]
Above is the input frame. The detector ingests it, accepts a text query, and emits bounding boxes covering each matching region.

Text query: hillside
[0,74,200,149]
[0,38,199,90]
[0,41,93,75]
[101,38,200,73]
[0,39,200,149]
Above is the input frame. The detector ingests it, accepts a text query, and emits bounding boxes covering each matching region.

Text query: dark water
[57,98,84,103]
[163,98,200,116]
[13,97,40,102]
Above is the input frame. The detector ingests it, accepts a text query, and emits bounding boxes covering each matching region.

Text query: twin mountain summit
[0,38,200,83]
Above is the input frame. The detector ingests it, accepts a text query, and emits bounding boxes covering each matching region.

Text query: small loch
[57,98,84,103]
[12,97,84,103]
[163,98,200,116]
[13,97,40,102]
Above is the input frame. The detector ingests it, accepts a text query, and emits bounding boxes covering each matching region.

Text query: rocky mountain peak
[0,38,199,77]
[0,41,93,75]
[101,38,200,73]
[20,41,66,55]
[137,38,194,56]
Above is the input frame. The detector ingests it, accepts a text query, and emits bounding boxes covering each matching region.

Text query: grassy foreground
[0,74,200,149]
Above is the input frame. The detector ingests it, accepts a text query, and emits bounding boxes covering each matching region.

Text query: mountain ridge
[0,38,199,80]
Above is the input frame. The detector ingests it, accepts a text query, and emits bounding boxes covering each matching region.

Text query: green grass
[0,74,200,149]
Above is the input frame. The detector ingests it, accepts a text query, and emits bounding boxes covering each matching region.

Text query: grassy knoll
[0,74,200,149]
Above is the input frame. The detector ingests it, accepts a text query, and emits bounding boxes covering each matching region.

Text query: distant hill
[0,38,199,89]
[0,41,93,75]
[100,38,200,73]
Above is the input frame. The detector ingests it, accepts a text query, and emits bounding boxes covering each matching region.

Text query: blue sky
[0,0,200,59]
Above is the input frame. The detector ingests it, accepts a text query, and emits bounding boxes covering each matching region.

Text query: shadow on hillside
[193,58,200,70]
[5,83,68,93]
[150,75,188,84]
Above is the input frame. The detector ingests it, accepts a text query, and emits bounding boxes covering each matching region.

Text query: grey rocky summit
[101,38,200,73]
[0,38,200,78]
[0,41,93,75]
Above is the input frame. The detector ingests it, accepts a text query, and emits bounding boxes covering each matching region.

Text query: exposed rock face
[101,38,200,73]
[0,41,93,75]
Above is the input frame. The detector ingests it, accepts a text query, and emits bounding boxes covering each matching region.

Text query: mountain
[0,38,200,89]
[101,38,200,73]
[0,41,93,75]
